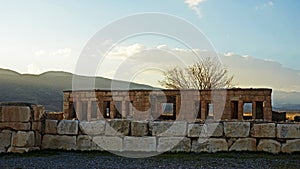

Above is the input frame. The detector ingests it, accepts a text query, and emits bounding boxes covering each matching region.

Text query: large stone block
[12,131,35,147]
[77,135,94,151]
[93,136,122,151]
[282,139,300,153]
[149,121,187,137]
[251,123,275,138]
[42,135,76,150]
[131,121,148,137]
[34,131,41,147]
[45,120,58,134]
[206,123,223,137]
[0,131,11,152]
[188,123,223,138]
[257,139,281,154]
[105,119,130,136]
[124,136,156,152]
[188,124,205,137]
[277,124,300,139]
[157,137,191,152]
[224,122,250,138]
[191,138,228,153]
[79,120,106,136]
[57,120,78,135]
[1,106,32,122]
[0,122,31,131]
[229,138,256,151]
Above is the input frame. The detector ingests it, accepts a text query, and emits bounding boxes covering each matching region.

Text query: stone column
[238,100,243,120]
[252,101,256,119]
[87,101,92,121]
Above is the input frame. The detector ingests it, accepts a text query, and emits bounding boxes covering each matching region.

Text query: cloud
[100,44,300,92]
[184,0,206,18]
[34,50,46,56]
[49,48,72,58]
[255,1,274,10]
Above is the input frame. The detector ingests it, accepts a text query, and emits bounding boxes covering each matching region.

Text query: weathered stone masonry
[63,88,272,122]
[1,104,300,154]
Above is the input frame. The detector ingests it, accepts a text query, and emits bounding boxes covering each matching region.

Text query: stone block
[105,119,130,136]
[131,121,148,137]
[157,137,191,152]
[12,131,35,147]
[257,139,281,154]
[229,138,256,151]
[1,106,31,122]
[124,136,156,152]
[206,123,224,137]
[0,122,31,131]
[93,136,122,151]
[7,147,40,153]
[34,131,41,147]
[57,120,78,135]
[77,135,94,151]
[188,124,205,137]
[224,122,250,137]
[149,121,187,137]
[282,139,300,153]
[251,123,275,138]
[191,138,228,153]
[277,124,300,139]
[32,122,41,131]
[45,120,58,134]
[0,132,11,152]
[188,123,223,138]
[42,135,76,150]
[79,120,106,136]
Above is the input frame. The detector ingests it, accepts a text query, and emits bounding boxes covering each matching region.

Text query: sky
[0,0,300,90]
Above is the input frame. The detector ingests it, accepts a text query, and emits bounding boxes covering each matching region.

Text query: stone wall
[0,103,45,153]
[1,104,300,154]
[41,119,300,154]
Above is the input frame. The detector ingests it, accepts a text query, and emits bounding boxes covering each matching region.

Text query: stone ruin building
[63,88,272,122]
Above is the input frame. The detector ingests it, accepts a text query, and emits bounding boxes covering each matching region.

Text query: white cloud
[184,0,206,18]
[99,43,300,92]
[255,1,274,10]
[34,50,46,56]
[49,48,72,58]
[224,52,235,57]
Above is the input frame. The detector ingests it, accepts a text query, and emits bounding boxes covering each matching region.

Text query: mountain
[273,90,300,111]
[0,68,154,111]
[0,67,299,112]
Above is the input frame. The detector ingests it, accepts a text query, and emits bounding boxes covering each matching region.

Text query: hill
[0,68,154,111]
[0,68,299,112]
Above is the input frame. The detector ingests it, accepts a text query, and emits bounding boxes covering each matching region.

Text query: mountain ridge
[0,68,299,111]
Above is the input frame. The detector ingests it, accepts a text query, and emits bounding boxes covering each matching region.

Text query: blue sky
[0,0,299,74]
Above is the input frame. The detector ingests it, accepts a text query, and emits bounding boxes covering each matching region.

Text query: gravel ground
[0,151,299,169]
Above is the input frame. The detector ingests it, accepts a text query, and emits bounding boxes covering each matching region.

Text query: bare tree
[159,57,234,89]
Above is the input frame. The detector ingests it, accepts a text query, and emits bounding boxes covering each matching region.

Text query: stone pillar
[238,100,243,120]
[87,101,92,121]
[201,101,206,120]
[122,101,126,119]
[110,102,115,119]
[252,101,256,119]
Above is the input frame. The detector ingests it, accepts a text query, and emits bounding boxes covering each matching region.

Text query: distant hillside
[273,90,300,111]
[0,68,154,111]
[0,68,299,112]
